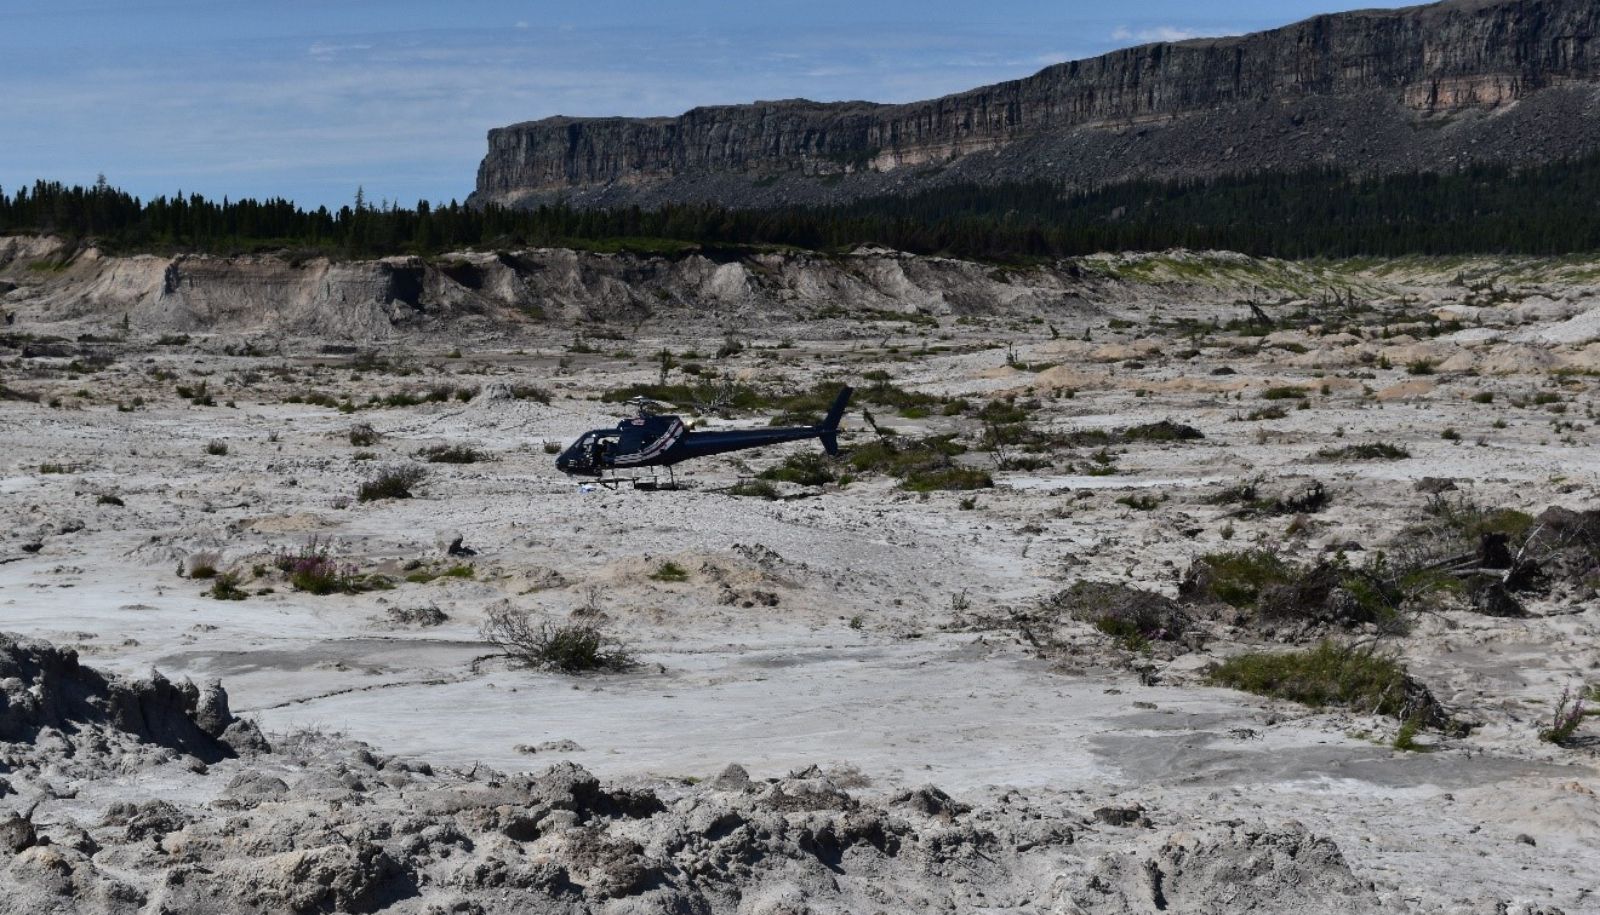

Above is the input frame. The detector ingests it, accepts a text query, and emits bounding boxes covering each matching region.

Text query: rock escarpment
[0,633,266,770]
[474,0,1600,208]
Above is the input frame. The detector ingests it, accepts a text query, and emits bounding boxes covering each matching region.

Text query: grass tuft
[357,465,425,502]
[650,561,689,582]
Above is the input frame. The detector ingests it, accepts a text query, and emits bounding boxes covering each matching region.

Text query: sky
[1,0,1417,210]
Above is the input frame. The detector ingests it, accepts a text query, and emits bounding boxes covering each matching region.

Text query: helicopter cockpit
[555,400,688,478]
[555,430,622,475]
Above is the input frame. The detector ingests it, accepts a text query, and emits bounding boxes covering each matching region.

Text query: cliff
[473,0,1600,209]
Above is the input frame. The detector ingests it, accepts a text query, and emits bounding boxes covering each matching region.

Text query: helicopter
[556,386,853,488]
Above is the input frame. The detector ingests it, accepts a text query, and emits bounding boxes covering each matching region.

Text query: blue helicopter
[556,386,852,487]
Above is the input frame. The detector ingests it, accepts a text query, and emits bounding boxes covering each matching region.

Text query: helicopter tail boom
[818,385,852,456]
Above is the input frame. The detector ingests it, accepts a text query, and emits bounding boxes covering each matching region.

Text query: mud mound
[1072,821,1383,914]
[0,725,1390,915]
[0,632,265,765]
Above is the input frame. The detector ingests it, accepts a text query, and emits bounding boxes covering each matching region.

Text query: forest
[5,152,1600,262]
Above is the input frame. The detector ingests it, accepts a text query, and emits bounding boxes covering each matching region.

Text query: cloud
[1110,25,1233,44]
[308,41,374,58]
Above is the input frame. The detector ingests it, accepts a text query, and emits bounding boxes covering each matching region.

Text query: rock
[1093,804,1150,828]
[385,605,449,628]
[514,739,583,755]
[222,771,291,805]
[103,800,191,842]
[0,811,36,854]
[193,680,233,737]
[472,382,515,404]
[890,786,969,821]
[221,719,272,754]
[237,840,403,914]
[710,763,752,790]
[1465,577,1526,617]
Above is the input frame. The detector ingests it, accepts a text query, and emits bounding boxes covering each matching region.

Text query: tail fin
[817,385,853,456]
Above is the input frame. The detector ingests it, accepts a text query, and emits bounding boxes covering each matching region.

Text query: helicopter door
[591,433,621,468]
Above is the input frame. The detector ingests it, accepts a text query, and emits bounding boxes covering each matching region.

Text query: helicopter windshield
[557,430,623,476]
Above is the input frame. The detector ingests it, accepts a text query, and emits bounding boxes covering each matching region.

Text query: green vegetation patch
[1316,442,1410,461]
[1208,641,1416,719]
[650,561,689,583]
[1182,549,1295,609]
[847,434,992,492]
[759,451,837,487]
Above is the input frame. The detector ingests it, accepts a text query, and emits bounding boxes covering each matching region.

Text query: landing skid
[588,466,680,492]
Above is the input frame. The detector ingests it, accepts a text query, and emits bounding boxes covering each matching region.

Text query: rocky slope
[473,0,1600,209]
[1,236,1359,342]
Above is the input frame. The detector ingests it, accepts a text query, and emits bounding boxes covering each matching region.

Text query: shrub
[1406,359,1437,376]
[276,539,386,595]
[847,435,991,491]
[357,465,426,502]
[1261,386,1307,400]
[509,384,552,404]
[759,451,837,487]
[205,440,228,456]
[1316,442,1410,461]
[650,561,689,582]
[1122,420,1203,442]
[1181,549,1294,608]
[176,381,214,406]
[1207,641,1418,719]
[728,479,781,500]
[418,444,488,464]
[185,551,221,580]
[1393,715,1426,751]
[1048,581,1191,645]
[207,571,248,601]
[387,605,448,627]
[480,608,634,673]
[411,563,476,583]
[348,423,380,447]
[1424,498,1535,543]
[1246,405,1289,421]
[1212,479,1330,517]
[1116,493,1163,511]
[716,335,745,359]
[96,494,124,507]
[903,466,993,492]
[1538,686,1592,746]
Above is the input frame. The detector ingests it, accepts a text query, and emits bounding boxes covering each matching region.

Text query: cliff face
[473,0,1600,208]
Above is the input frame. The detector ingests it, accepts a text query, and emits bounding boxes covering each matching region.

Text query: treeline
[6,154,1600,262]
